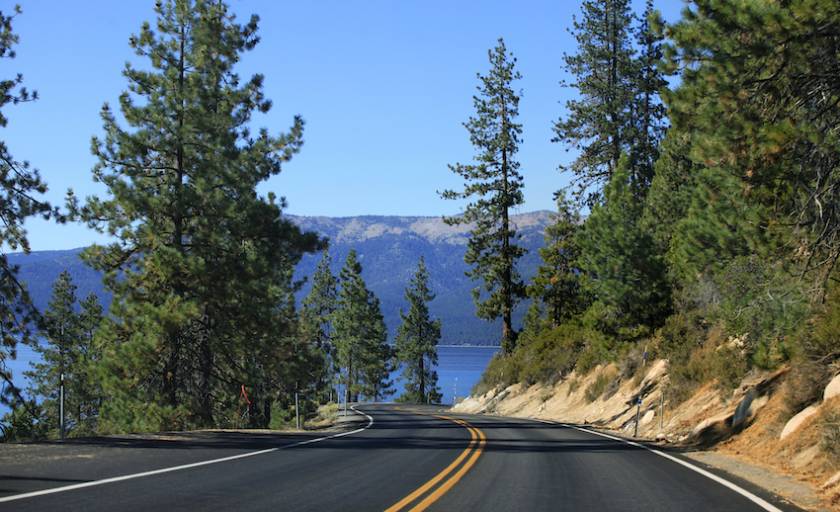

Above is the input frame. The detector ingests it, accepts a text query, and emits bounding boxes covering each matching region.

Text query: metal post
[634,396,641,437]
[295,390,300,430]
[453,377,458,406]
[59,373,65,440]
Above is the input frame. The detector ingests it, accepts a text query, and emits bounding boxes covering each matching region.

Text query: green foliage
[667,168,768,285]
[576,158,670,328]
[528,191,585,327]
[0,401,48,442]
[69,0,321,430]
[554,0,637,198]
[26,272,104,436]
[441,38,526,354]
[299,250,338,401]
[664,0,840,287]
[333,250,392,401]
[584,371,613,403]
[474,321,612,393]
[395,258,442,403]
[555,0,667,201]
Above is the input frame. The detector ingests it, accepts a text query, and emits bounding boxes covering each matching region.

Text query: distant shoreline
[437,344,500,348]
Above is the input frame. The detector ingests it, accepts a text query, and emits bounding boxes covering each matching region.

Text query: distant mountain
[8,211,553,345]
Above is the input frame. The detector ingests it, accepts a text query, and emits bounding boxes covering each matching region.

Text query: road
[0,404,799,511]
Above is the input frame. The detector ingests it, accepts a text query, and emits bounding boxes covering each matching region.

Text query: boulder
[641,409,655,426]
[780,405,820,440]
[732,389,756,428]
[824,374,840,402]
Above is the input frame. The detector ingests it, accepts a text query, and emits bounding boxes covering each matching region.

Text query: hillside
[8,211,552,345]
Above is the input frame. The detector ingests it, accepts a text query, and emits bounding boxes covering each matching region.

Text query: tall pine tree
[442,38,526,354]
[527,191,584,327]
[395,257,442,404]
[299,249,338,401]
[576,156,670,328]
[554,0,637,202]
[332,250,390,402]
[71,0,319,430]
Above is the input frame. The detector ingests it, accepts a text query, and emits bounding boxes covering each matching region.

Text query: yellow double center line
[385,415,487,512]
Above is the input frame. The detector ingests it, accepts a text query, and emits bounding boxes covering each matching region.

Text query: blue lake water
[389,345,500,405]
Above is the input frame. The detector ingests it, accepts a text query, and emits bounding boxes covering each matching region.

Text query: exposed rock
[822,471,840,489]
[780,405,820,440]
[792,444,820,469]
[824,373,840,402]
[641,409,655,426]
[732,389,756,428]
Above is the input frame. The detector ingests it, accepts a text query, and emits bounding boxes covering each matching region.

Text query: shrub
[820,404,840,464]
[584,370,614,403]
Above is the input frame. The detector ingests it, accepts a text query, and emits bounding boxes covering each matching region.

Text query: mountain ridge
[8,211,553,345]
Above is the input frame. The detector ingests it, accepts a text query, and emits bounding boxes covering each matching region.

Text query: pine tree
[628,0,667,190]
[71,0,319,430]
[554,0,637,202]
[0,5,59,411]
[332,250,390,402]
[27,271,79,435]
[441,38,526,354]
[395,257,442,404]
[663,0,840,291]
[74,292,103,432]
[299,249,338,401]
[576,156,669,328]
[527,191,584,327]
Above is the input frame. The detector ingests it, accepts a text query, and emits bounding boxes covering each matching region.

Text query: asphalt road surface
[0,404,800,511]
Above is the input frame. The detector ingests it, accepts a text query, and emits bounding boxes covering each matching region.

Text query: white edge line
[0,405,375,504]
[530,418,783,512]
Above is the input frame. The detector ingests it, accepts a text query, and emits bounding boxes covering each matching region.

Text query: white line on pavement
[530,418,783,512]
[0,405,375,504]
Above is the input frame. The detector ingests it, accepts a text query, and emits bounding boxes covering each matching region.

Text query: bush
[0,403,49,442]
[585,370,614,403]
[820,404,840,463]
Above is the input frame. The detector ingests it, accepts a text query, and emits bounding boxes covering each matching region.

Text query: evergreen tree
[554,0,637,202]
[0,5,59,411]
[527,191,584,327]
[663,0,840,291]
[395,257,442,404]
[299,249,338,401]
[332,250,391,402]
[628,0,667,189]
[74,292,104,432]
[441,38,526,354]
[26,271,78,435]
[71,0,319,430]
[576,156,670,328]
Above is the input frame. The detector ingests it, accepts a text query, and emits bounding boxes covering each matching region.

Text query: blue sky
[5,0,682,251]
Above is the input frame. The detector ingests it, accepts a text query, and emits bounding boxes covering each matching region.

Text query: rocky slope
[455,363,840,510]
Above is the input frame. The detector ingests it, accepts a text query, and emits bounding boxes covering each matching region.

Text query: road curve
[0,404,800,511]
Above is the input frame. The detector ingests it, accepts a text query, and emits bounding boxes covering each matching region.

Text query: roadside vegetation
[474,0,840,459]
[0,1,405,439]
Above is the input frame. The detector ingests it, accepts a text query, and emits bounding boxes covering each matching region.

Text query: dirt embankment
[454,360,840,511]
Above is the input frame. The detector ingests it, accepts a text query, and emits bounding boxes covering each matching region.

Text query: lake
[389,345,500,405]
